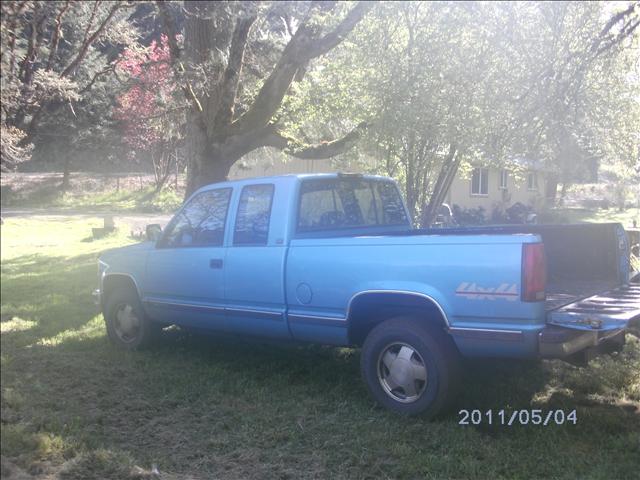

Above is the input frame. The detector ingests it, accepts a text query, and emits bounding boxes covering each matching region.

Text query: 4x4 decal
[456,282,519,301]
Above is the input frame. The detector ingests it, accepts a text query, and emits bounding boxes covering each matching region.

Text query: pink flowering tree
[114,35,183,190]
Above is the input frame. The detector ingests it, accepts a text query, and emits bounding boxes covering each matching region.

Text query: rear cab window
[297,177,409,234]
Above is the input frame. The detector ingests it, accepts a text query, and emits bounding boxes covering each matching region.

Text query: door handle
[209,258,223,269]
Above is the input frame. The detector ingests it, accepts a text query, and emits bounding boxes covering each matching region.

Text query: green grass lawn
[1,180,182,213]
[1,217,639,479]
[546,207,640,227]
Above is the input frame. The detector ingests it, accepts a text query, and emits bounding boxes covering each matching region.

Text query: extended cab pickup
[96,173,640,416]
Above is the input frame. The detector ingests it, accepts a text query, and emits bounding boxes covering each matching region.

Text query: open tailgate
[548,284,640,331]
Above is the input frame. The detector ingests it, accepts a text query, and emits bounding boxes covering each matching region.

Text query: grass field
[1,173,182,213]
[1,217,639,479]
[546,207,640,228]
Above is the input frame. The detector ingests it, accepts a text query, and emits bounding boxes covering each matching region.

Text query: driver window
[160,188,232,248]
[233,184,274,246]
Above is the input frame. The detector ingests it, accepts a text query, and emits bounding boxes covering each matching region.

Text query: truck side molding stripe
[448,327,524,342]
[143,298,285,321]
[287,313,347,327]
[144,298,225,314]
[226,307,283,320]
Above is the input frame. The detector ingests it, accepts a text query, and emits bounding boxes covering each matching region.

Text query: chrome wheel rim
[113,303,141,343]
[377,342,428,403]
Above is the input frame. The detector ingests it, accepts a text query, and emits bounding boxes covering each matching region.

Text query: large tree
[156,0,372,196]
[292,1,639,223]
[473,1,639,205]
[0,0,138,180]
[295,2,520,222]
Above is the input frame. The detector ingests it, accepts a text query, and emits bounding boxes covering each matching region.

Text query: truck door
[143,187,231,328]
[224,183,290,338]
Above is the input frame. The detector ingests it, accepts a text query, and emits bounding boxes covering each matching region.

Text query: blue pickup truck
[95,173,640,416]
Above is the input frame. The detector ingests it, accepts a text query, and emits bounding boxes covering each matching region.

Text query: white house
[446,163,547,211]
[229,153,547,212]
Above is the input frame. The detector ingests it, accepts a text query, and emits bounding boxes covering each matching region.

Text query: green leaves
[285,1,638,217]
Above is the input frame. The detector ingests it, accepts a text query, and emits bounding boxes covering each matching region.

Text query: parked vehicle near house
[94,173,640,417]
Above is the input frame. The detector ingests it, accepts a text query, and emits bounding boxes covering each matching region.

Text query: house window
[499,169,508,190]
[471,167,489,196]
[527,172,538,191]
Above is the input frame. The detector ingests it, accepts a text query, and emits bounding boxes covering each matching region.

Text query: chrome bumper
[539,325,626,363]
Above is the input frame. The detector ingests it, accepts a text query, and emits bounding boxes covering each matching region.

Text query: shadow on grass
[1,175,64,208]
[1,177,181,214]
[1,253,99,346]
[2,250,640,479]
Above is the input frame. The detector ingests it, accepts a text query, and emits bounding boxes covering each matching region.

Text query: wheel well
[347,292,448,346]
[102,274,139,309]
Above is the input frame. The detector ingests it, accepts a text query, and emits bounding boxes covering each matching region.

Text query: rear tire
[104,286,159,350]
[360,316,460,417]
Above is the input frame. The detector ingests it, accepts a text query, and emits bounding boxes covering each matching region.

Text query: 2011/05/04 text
[458,409,578,426]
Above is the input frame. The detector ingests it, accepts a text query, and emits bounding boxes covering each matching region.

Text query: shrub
[452,205,486,225]
[505,202,534,224]
[490,205,508,224]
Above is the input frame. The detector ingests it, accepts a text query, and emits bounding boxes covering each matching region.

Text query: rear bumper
[539,325,626,361]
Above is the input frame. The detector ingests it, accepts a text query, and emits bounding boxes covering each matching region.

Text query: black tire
[360,316,461,417]
[104,286,159,350]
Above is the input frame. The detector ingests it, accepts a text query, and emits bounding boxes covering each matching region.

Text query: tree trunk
[174,148,179,191]
[420,145,459,227]
[558,182,569,207]
[545,173,558,207]
[182,1,233,198]
[172,1,372,199]
[61,156,71,190]
[184,110,235,196]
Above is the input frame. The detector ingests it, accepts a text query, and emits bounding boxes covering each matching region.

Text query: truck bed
[383,223,627,313]
[546,279,619,311]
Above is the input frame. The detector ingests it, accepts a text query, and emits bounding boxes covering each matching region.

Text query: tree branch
[590,2,639,54]
[79,64,115,93]
[82,1,101,49]
[4,1,29,75]
[260,122,368,160]
[155,0,183,65]
[214,14,257,128]
[19,4,46,85]
[61,2,124,77]
[156,0,204,116]
[46,0,71,70]
[229,1,372,135]
[307,1,374,58]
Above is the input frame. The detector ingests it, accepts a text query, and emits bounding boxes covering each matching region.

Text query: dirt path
[0,209,173,232]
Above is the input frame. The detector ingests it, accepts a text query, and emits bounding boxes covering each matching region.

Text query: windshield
[297,178,409,233]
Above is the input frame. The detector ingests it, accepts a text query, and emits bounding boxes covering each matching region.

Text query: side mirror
[146,224,162,242]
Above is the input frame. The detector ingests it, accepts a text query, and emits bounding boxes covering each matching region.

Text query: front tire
[360,316,460,417]
[104,286,158,350]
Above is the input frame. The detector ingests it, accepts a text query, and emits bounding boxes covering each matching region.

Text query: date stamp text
[458,409,577,426]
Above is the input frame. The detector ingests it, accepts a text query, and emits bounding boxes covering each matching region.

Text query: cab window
[297,178,408,232]
[233,184,275,245]
[159,188,231,248]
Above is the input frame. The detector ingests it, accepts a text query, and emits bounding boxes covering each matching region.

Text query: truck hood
[99,241,155,263]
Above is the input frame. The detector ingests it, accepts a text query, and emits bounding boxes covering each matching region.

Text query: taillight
[522,243,546,302]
